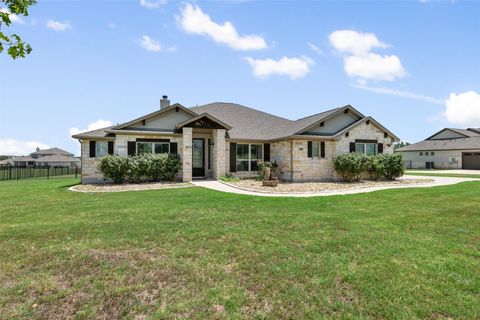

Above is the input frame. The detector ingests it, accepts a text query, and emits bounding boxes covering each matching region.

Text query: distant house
[395,128,480,169]
[72,96,399,183]
[8,147,80,168]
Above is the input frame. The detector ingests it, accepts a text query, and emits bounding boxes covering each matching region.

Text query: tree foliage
[0,0,37,59]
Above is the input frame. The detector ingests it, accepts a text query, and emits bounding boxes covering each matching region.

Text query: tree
[393,141,411,150]
[0,0,37,59]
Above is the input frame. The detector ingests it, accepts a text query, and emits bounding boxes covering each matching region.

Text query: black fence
[0,166,79,181]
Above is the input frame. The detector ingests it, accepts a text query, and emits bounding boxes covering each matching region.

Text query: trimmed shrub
[98,155,129,184]
[367,155,385,180]
[333,153,369,182]
[99,153,182,183]
[380,153,404,180]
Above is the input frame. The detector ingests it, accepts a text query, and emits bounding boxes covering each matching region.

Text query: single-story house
[72,96,399,183]
[8,147,80,168]
[395,128,480,169]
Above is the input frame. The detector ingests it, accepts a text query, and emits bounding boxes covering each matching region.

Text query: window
[137,142,169,155]
[419,152,423,156]
[355,143,376,156]
[236,143,262,171]
[96,141,108,157]
[312,142,319,157]
[431,151,435,156]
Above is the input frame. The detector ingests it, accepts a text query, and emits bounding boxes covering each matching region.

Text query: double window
[137,142,170,155]
[236,143,262,171]
[355,143,376,156]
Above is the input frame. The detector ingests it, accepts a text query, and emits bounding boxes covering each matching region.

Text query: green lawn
[1,178,479,319]
[404,171,480,179]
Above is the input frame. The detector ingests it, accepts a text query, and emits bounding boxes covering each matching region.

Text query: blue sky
[0,0,479,155]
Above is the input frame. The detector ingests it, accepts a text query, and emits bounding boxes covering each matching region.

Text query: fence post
[75,165,78,179]
[47,166,50,180]
[9,167,11,180]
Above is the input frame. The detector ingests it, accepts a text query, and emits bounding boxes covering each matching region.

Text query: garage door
[462,152,480,169]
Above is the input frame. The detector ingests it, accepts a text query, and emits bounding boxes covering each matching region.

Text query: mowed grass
[404,171,480,179]
[0,179,479,319]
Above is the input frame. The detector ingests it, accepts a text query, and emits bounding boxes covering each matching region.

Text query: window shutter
[320,141,325,158]
[349,142,355,153]
[264,143,270,162]
[378,143,383,154]
[307,141,312,157]
[127,141,136,156]
[108,141,114,155]
[89,141,96,158]
[230,142,237,172]
[170,142,178,155]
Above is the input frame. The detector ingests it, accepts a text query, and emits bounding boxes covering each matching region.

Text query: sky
[0,0,479,156]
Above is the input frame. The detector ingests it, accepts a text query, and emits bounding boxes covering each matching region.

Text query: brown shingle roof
[31,147,74,156]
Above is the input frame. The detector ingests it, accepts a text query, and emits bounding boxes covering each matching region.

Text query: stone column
[182,127,192,182]
[212,129,226,179]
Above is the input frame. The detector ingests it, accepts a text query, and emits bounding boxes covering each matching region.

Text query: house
[8,147,80,168]
[72,96,399,183]
[395,128,480,169]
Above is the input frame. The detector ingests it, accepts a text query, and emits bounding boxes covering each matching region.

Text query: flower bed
[70,181,192,193]
[228,178,434,194]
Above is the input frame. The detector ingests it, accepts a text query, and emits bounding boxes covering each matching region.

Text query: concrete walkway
[191,175,478,198]
[407,169,480,175]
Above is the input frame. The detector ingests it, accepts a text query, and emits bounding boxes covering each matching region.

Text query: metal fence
[0,166,79,181]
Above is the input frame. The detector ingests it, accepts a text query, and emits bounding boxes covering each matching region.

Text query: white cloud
[344,53,406,82]
[139,35,162,52]
[444,91,480,126]
[69,120,113,138]
[307,42,323,55]
[329,30,387,56]
[137,35,176,52]
[0,139,49,156]
[353,84,443,105]
[0,8,24,24]
[178,3,267,51]
[140,0,166,9]
[46,19,72,31]
[244,56,314,79]
[329,29,406,83]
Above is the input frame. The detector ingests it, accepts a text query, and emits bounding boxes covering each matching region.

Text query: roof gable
[427,128,470,140]
[176,113,232,130]
[295,105,363,136]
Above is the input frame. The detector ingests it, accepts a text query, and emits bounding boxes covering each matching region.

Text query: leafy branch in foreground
[0,0,37,59]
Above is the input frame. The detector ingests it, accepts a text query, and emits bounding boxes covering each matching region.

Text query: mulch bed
[70,181,192,193]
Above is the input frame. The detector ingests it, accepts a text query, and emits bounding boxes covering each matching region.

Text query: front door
[192,138,205,177]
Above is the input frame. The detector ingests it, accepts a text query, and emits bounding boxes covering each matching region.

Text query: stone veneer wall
[80,134,184,184]
[212,129,226,179]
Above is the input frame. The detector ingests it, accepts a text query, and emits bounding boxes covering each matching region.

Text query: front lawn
[1,178,479,319]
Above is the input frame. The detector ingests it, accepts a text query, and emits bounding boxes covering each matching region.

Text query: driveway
[191,175,478,198]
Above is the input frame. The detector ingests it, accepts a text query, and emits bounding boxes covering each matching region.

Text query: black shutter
[320,141,325,158]
[127,141,136,156]
[170,142,178,155]
[230,142,237,172]
[89,141,96,158]
[349,142,355,153]
[264,143,270,162]
[307,141,312,158]
[108,141,114,155]
[378,143,383,154]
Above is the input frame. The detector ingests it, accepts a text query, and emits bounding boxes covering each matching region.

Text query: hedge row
[98,153,181,184]
[333,153,404,182]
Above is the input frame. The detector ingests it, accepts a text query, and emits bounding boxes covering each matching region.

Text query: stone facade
[212,129,226,179]
[80,140,106,184]
[182,128,192,182]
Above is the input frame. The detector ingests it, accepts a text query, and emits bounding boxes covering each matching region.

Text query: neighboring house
[8,147,80,168]
[395,128,480,169]
[72,96,399,183]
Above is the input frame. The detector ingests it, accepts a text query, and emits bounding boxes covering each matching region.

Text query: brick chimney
[160,95,170,109]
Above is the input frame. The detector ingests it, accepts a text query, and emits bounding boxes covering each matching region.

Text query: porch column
[182,127,192,182]
[212,129,226,179]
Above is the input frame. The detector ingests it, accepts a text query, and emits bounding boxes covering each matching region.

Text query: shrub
[333,153,369,182]
[98,155,128,184]
[219,173,240,182]
[99,153,182,183]
[367,155,385,180]
[380,153,404,180]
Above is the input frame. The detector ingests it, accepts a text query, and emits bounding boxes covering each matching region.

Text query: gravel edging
[219,178,435,195]
[69,182,193,193]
